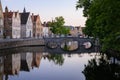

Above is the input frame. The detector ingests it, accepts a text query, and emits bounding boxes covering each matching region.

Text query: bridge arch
[45,37,95,52]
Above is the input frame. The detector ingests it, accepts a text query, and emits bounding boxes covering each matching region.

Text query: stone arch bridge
[44,37,99,53]
[0,37,99,54]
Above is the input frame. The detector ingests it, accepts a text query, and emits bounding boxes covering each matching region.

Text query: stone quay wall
[0,38,45,49]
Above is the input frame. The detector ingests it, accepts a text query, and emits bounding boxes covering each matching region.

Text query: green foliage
[76,0,92,17]
[48,16,70,35]
[76,0,120,52]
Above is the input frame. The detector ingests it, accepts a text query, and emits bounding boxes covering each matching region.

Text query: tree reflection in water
[83,53,120,80]
[44,54,64,66]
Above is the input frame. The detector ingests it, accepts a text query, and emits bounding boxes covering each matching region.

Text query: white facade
[43,27,49,37]
[26,15,33,38]
[21,13,33,38]
[12,12,21,38]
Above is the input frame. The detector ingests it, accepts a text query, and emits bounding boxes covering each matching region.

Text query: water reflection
[0,50,65,80]
[0,47,119,80]
[83,53,120,80]
[61,41,78,51]
[43,53,64,66]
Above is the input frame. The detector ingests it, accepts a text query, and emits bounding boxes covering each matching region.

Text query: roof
[20,12,30,24]
[31,15,39,22]
[4,12,13,18]
[3,11,18,18]
[33,15,38,22]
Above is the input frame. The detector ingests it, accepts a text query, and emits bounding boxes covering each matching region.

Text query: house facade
[20,8,33,38]
[69,26,84,37]
[31,14,43,38]
[42,22,52,37]
[0,1,4,39]
[4,7,21,39]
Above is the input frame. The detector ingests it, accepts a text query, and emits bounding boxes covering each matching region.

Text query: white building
[12,12,21,38]
[20,8,33,38]
[43,27,49,37]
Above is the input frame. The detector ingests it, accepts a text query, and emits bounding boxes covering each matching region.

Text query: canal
[0,46,120,80]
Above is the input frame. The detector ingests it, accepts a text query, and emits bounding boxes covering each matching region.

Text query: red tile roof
[3,11,18,18]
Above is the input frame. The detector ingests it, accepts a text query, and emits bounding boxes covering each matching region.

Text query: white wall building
[12,12,21,38]
[20,8,33,38]
[43,27,49,37]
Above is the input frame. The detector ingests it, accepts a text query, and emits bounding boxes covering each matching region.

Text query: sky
[1,0,86,26]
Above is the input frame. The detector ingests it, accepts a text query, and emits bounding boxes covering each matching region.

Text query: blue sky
[1,0,86,26]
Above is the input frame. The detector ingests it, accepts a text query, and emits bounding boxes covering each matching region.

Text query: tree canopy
[48,16,70,35]
[76,0,120,52]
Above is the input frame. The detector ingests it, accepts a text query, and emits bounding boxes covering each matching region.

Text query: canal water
[0,47,120,80]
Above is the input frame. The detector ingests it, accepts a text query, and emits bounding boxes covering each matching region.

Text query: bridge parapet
[44,37,95,46]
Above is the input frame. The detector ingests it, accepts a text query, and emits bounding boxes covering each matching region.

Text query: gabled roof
[5,12,13,18]
[31,15,39,22]
[20,12,30,24]
[33,15,38,22]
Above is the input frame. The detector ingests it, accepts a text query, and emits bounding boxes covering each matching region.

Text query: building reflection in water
[4,54,21,75]
[4,53,21,80]
[32,53,43,68]
[0,47,119,80]
[20,52,33,72]
[0,56,4,80]
[0,52,43,80]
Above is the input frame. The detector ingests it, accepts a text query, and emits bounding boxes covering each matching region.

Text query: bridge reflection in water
[0,46,120,80]
[0,45,99,55]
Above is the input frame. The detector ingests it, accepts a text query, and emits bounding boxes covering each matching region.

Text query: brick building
[3,7,21,39]
[31,14,43,38]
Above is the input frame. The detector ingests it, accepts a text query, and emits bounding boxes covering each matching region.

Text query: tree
[76,0,92,17]
[76,0,120,52]
[48,16,70,35]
